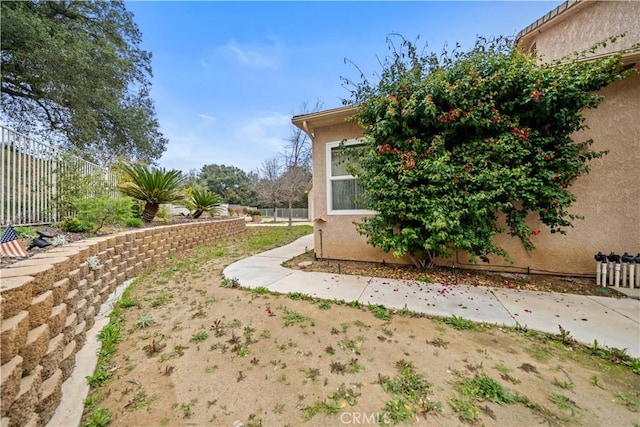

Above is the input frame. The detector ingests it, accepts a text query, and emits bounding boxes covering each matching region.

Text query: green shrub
[125,217,144,228]
[73,197,134,233]
[59,217,94,233]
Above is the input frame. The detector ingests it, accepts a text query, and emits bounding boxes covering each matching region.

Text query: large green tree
[343,35,635,268]
[1,0,166,164]
[200,164,257,205]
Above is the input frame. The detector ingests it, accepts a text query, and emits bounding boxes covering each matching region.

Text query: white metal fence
[259,208,309,219]
[1,125,117,226]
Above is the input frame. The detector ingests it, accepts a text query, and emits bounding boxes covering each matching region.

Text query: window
[326,140,372,214]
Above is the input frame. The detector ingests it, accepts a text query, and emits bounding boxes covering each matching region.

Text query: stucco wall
[519,1,640,59]
[311,121,407,263]
[0,219,246,427]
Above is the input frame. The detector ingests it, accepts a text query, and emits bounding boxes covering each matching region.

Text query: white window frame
[326,139,375,215]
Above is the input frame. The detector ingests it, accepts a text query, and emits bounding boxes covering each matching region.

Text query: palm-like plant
[185,188,225,218]
[117,164,186,223]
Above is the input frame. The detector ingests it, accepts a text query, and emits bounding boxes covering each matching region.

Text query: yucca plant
[117,164,186,223]
[184,188,225,218]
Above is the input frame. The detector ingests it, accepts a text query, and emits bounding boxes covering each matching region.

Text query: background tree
[279,101,322,228]
[199,164,256,205]
[255,157,284,221]
[1,0,166,164]
[343,35,633,268]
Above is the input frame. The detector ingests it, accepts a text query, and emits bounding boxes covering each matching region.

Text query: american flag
[1,225,28,258]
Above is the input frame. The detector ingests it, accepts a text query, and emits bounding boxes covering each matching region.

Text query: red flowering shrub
[342,35,635,267]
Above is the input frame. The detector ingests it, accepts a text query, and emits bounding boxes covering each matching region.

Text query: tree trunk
[192,210,203,219]
[288,200,293,230]
[142,202,159,223]
[273,205,277,223]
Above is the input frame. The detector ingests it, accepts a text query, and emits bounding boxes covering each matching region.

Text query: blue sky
[126,1,563,174]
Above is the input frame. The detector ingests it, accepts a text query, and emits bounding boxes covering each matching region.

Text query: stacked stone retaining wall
[0,218,246,426]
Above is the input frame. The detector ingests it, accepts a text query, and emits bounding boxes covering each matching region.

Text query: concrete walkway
[224,234,640,358]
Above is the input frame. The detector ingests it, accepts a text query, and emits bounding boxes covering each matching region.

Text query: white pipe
[596,261,601,286]
[614,262,621,288]
[622,261,628,288]
[636,260,640,288]
[630,263,635,288]
[601,261,608,286]
[608,261,614,286]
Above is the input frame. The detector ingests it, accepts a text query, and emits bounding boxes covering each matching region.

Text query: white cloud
[220,37,283,69]
[235,111,291,152]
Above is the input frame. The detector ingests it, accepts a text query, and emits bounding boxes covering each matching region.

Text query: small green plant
[378,360,441,423]
[51,234,69,247]
[552,378,575,391]
[150,291,173,307]
[117,297,140,308]
[86,255,101,271]
[134,314,154,329]
[287,292,305,300]
[60,216,93,233]
[282,309,310,327]
[253,286,270,295]
[318,301,331,310]
[73,196,134,233]
[143,339,167,357]
[190,331,209,343]
[302,383,362,420]
[444,315,475,330]
[86,369,111,388]
[125,217,144,228]
[82,407,112,427]
[369,304,392,320]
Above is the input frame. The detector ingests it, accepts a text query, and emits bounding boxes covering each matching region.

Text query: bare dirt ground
[80,226,639,427]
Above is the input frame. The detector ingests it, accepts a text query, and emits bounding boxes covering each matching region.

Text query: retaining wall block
[51,279,69,306]
[62,313,77,345]
[1,311,29,364]
[40,334,64,380]
[66,269,80,290]
[37,368,63,425]
[19,325,49,371]
[47,304,67,338]
[59,341,76,381]
[0,277,34,320]
[1,356,23,417]
[7,365,42,427]
[28,291,53,329]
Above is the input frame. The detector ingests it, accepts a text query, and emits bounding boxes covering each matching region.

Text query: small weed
[369,304,392,320]
[324,345,335,355]
[552,378,575,391]
[339,336,364,355]
[613,392,640,411]
[348,300,362,309]
[134,313,154,329]
[259,329,270,338]
[318,301,331,310]
[125,391,156,410]
[378,360,441,423]
[287,292,305,300]
[190,331,209,343]
[444,315,475,330]
[301,367,321,382]
[86,370,111,388]
[143,339,167,357]
[83,407,112,427]
[302,383,361,420]
[427,337,449,348]
[282,309,310,327]
[381,327,393,337]
[550,392,580,414]
[273,403,285,414]
[330,361,346,375]
[178,399,198,418]
[150,291,173,308]
[117,298,140,309]
[211,319,225,337]
[518,363,538,374]
[590,375,605,389]
[253,286,270,295]
[221,277,240,288]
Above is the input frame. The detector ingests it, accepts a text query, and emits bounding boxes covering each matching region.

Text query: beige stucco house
[292,0,639,276]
